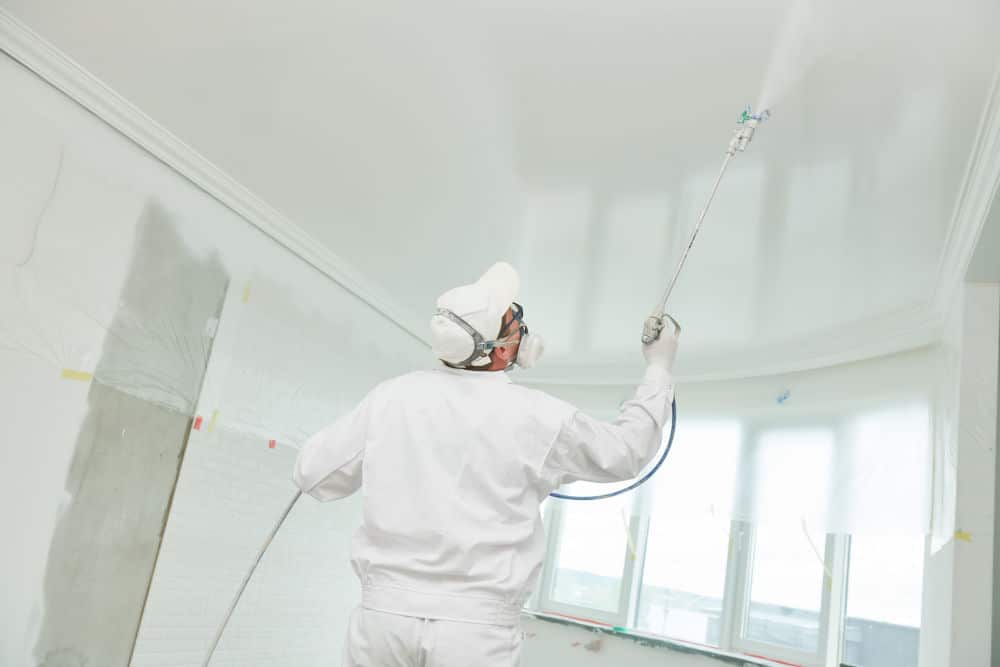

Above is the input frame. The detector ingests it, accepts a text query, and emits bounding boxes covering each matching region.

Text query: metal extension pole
[202,490,302,667]
[655,151,734,315]
[642,110,767,345]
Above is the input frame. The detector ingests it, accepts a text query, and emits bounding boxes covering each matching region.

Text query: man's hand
[642,314,680,371]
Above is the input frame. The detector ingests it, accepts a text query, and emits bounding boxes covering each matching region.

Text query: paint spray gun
[555,105,771,504]
[642,105,770,345]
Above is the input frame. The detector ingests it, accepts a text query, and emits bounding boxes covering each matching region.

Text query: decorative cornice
[523,302,943,387]
[933,60,1000,317]
[0,8,430,349]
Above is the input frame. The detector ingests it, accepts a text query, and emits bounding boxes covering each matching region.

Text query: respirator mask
[435,301,544,370]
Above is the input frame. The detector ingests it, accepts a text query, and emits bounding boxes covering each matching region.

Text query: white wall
[950,285,999,665]
[0,50,426,666]
[920,283,999,667]
[994,298,1000,667]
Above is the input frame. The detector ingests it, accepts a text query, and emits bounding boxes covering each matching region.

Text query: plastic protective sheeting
[930,293,963,553]
[0,51,428,667]
[203,276,410,449]
[545,346,937,538]
[0,152,223,417]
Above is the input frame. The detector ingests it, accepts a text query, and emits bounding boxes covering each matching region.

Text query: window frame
[532,419,860,667]
[534,491,647,627]
[727,523,850,667]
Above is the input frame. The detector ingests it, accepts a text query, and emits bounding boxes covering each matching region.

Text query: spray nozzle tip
[739,105,771,124]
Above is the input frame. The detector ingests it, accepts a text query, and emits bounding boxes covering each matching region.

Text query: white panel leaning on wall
[0,52,427,667]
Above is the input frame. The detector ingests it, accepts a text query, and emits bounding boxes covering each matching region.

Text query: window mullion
[822,533,850,667]
[623,484,653,628]
[720,520,753,651]
[722,420,760,652]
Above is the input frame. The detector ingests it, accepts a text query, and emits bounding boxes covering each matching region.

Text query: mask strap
[436,308,510,368]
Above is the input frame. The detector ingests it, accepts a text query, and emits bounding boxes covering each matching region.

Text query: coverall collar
[435,363,513,383]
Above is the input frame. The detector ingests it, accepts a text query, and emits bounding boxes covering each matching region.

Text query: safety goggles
[498,302,528,340]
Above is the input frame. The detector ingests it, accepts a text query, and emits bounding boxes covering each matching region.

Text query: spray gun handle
[641,313,681,345]
[727,120,758,156]
[728,107,769,156]
[641,315,663,345]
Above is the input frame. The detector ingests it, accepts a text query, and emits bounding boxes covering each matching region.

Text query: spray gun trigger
[641,313,681,345]
[642,314,665,345]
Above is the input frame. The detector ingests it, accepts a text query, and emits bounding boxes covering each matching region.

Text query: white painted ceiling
[4,0,999,381]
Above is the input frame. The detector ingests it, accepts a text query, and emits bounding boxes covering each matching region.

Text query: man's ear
[491,345,511,364]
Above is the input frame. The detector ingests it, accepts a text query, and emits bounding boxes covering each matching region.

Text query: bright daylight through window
[532,404,929,667]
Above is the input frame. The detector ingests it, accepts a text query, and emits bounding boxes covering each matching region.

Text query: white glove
[642,315,680,371]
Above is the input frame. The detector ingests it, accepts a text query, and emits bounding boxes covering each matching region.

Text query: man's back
[293,362,673,625]
[354,367,571,620]
[292,260,678,666]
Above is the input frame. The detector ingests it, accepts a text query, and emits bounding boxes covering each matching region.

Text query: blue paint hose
[549,397,677,501]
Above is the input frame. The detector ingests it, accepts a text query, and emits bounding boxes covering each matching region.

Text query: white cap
[430,262,520,367]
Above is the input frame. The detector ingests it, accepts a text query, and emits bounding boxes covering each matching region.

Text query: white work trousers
[343,607,524,667]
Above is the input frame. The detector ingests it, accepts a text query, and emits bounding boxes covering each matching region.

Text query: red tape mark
[193,416,203,431]
[268,439,276,449]
[744,652,803,667]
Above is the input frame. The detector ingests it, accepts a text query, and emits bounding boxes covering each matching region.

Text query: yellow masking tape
[208,409,219,432]
[60,369,93,382]
[954,530,973,543]
[241,281,251,303]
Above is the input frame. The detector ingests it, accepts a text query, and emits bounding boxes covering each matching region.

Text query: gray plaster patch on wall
[34,202,228,667]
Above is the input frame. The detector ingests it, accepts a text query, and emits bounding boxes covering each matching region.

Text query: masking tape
[268,439,276,449]
[208,409,219,432]
[241,281,251,303]
[954,530,973,543]
[193,416,203,431]
[60,369,93,382]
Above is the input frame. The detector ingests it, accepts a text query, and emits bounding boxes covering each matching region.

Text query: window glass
[637,420,741,645]
[744,520,826,653]
[549,488,632,612]
[843,535,924,667]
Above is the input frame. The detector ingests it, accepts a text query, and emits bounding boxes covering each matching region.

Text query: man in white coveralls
[293,261,679,666]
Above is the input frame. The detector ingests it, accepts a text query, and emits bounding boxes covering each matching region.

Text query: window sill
[522,610,801,667]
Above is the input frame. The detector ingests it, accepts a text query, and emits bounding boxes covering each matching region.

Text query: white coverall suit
[292,363,674,666]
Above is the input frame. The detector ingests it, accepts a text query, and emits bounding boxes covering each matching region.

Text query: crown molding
[933,59,1000,318]
[0,8,430,349]
[523,302,943,387]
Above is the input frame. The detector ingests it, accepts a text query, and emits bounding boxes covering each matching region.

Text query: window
[536,483,637,624]
[637,514,730,645]
[731,427,837,664]
[549,488,632,613]
[531,408,928,667]
[635,420,741,646]
[843,535,924,667]
[742,521,827,654]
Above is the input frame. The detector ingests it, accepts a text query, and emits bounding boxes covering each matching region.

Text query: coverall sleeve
[541,365,674,486]
[292,392,373,501]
